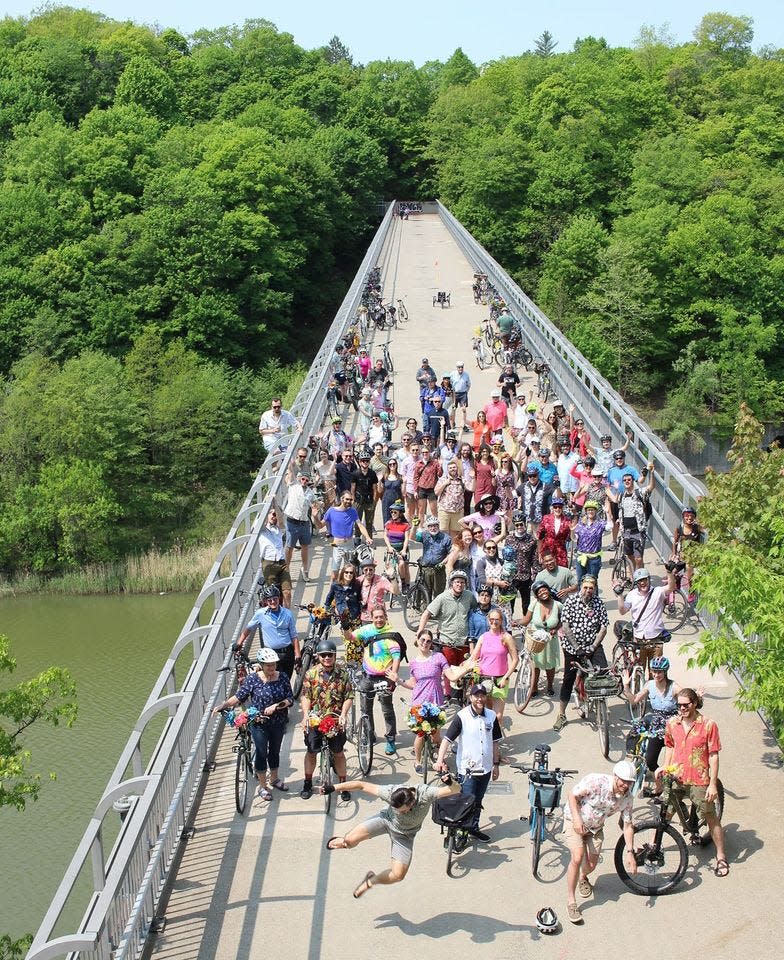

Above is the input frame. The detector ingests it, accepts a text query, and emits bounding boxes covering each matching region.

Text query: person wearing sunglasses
[258,397,300,454]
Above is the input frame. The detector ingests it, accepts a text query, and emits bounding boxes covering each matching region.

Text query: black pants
[558,646,608,706]
[359,677,397,741]
[422,564,446,598]
[271,644,295,681]
[510,578,531,616]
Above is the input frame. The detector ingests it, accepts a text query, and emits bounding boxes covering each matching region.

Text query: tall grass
[0,541,222,597]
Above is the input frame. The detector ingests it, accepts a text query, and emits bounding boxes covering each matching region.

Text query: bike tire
[234,741,251,814]
[343,705,355,744]
[484,325,494,347]
[530,806,543,879]
[358,714,374,776]
[662,590,688,633]
[519,348,533,370]
[422,737,431,784]
[513,652,533,713]
[445,829,456,876]
[614,820,689,895]
[477,346,493,371]
[613,556,634,590]
[629,665,646,721]
[399,304,409,321]
[492,342,507,367]
[595,697,610,758]
[291,648,312,700]
[403,581,430,630]
[321,748,333,815]
[384,350,394,374]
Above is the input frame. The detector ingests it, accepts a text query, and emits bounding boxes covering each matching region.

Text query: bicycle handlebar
[511,763,578,775]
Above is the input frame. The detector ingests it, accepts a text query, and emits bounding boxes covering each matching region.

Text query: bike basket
[584,673,619,698]
[431,793,476,827]
[525,629,549,655]
[528,773,561,811]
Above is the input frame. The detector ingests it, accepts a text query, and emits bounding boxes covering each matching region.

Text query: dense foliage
[425,14,784,443]
[688,406,784,743]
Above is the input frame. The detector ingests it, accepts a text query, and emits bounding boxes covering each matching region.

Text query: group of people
[228,277,725,923]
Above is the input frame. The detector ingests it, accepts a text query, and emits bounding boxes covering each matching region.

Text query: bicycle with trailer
[512,745,577,878]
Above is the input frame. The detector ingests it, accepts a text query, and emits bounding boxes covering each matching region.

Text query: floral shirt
[301,664,353,715]
[235,672,293,728]
[560,594,609,655]
[664,713,722,786]
[436,477,465,513]
[503,532,538,581]
[565,773,633,833]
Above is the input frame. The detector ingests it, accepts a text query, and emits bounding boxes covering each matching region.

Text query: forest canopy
[0,7,781,576]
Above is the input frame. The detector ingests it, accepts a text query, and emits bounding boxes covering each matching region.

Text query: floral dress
[537,514,572,567]
[496,467,517,518]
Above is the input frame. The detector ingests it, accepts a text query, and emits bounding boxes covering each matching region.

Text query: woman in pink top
[473,445,496,505]
[472,610,519,722]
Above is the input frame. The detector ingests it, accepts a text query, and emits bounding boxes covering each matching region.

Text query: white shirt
[258,525,285,561]
[258,408,296,451]
[625,585,667,640]
[454,705,498,775]
[284,482,315,522]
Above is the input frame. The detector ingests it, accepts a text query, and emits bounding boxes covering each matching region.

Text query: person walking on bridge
[450,361,471,433]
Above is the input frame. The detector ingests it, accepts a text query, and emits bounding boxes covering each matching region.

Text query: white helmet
[536,907,558,934]
[613,759,637,782]
[256,648,280,664]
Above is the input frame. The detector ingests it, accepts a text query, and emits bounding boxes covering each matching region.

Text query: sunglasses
[677,702,693,710]
[319,652,336,658]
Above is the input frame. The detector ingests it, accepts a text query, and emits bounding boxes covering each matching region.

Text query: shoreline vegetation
[0,540,221,598]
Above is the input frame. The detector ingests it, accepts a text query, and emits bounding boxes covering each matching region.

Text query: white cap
[613,760,637,782]
[455,360,465,367]
[491,388,501,397]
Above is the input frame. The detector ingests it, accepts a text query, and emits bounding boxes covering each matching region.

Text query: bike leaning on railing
[512,744,577,879]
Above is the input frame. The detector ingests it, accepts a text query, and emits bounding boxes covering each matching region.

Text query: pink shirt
[483,400,507,432]
[477,630,509,677]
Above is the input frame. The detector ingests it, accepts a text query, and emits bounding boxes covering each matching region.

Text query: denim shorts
[286,516,312,548]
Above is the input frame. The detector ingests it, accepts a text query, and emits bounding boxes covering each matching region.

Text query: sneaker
[340,790,352,802]
[467,827,490,843]
[300,783,313,800]
[567,903,583,924]
[553,714,567,731]
[607,541,617,551]
[384,742,397,756]
[302,570,310,582]
[414,764,423,774]
[578,876,593,898]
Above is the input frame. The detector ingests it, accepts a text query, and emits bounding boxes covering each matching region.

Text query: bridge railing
[437,201,707,559]
[26,202,397,960]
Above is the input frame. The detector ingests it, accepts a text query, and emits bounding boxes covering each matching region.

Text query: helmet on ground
[256,648,280,664]
[389,501,405,513]
[536,907,558,934]
[512,510,526,524]
[632,568,650,583]
[613,760,637,783]
[262,585,281,601]
[502,544,516,562]
[425,515,439,526]
[315,638,337,655]
[651,656,670,672]
[449,570,468,584]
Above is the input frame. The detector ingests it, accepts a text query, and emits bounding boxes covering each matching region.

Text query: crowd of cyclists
[232,253,727,924]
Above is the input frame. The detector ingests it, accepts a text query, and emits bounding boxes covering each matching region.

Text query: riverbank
[0,541,221,597]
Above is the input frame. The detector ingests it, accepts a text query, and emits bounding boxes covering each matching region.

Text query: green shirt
[377,782,441,835]
[426,589,476,647]
[538,565,577,595]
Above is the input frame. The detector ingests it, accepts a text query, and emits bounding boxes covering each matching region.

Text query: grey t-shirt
[377,783,441,835]
[538,565,577,596]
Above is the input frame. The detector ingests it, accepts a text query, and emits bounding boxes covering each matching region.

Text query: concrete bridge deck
[149,213,781,960]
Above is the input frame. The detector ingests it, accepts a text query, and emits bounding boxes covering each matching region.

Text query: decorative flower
[308,713,322,727]
[246,707,259,719]
[406,702,447,734]
[234,712,248,727]
[318,715,339,738]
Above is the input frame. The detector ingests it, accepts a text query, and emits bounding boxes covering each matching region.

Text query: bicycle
[512,745,577,878]
[472,332,493,370]
[610,623,654,722]
[611,537,634,591]
[292,604,334,698]
[382,341,394,375]
[402,560,432,630]
[533,360,551,402]
[493,342,533,371]
[343,665,383,776]
[573,658,618,758]
[218,708,256,814]
[396,298,409,322]
[307,711,344,815]
[614,773,725,896]
[660,562,696,632]
[431,789,477,877]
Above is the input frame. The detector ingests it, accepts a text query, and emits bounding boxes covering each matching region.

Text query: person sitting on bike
[670,505,703,603]
[325,772,460,897]
[497,363,520,406]
[321,491,372,583]
[435,684,502,842]
[656,688,728,877]
[497,308,515,348]
[607,468,654,570]
[562,760,637,924]
[350,606,402,756]
[552,575,609,732]
[324,565,362,664]
[622,655,692,793]
[414,514,452,598]
[299,639,354,801]
[617,567,677,670]
[383,502,411,589]
[418,570,477,702]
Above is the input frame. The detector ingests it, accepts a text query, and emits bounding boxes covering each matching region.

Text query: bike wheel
[343,705,355,744]
[492,342,506,367]
[235,742,251,814]
[613,555,634,590]
[662,590,688,633]
[399,304,408,321]
[530,806,543,879]
[384,350,394,374]
[291,649,311,700]
[403,581,430,630]
[476,343,493,370]
[519,348,533,370]
[614,820,689,895]
[357,714,374,776]
[320,748,334,815]
[422,736,431,784]
[595,697,610,758]
[514,652,533,713]
[629,665,646,721]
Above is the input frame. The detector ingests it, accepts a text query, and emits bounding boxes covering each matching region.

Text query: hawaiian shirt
[503,532,537,580]
[664,714,722,786]
[564,773,633,833]
[301,664,353,715]
[560,594,609,654]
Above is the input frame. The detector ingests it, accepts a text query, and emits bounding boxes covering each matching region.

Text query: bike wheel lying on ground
[614,821,689,895]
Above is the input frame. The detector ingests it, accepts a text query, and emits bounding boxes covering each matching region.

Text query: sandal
[326,836,346,851]
[270,778,289,792]
[714,858,730,878]
[353,871,375,899]
[258,788,272,802]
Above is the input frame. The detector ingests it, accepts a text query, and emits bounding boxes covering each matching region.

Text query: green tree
[322,35,353,66]
[687,404,784,742]
[534,31,557,57]
[438,48,479,87]
[694,12,754,62]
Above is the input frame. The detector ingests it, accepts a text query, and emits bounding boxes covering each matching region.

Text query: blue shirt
[467,606,509,640]
[450,370,471,393]
[534,461,558,486]
[246,606,297,650]
[606,464,640,493]
[324,505,359,539]
[415,530,452,566]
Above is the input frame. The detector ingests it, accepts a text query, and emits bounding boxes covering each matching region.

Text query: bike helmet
[531,580,551,597]
[682,505,696,516]
[315,638,337,655]
[536,907,559,935]
[389,501,405,513]
[591,466,604,477]
[512,510,526,524]
[502,544,516,562]
[356,446,372,460]
[584,456,596,468]
[650,656,670,672]
[550,497,565,506]
[551,397,563,407]
[632,568,650,583]
[613,760,637,783]
[526,465,539,476]
[600,433,612,442]
[262,585,281,601]
[424,515,439,526]
[584,500,599,510]
[539,447,551,457]
[476,583,492,596]
[256,647,280,664]
[449,570,468,584]
[612,449,626,459]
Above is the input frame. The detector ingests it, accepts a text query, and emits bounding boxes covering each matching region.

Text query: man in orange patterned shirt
[658,687,728,877]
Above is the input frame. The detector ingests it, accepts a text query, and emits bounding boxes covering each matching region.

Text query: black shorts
[417,487,437,501]
[610,500,619,522]
[304,729,347,754]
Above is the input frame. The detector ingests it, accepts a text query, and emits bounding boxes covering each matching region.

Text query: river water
[0,592,193,942]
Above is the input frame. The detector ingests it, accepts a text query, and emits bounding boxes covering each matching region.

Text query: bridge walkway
[148,213,780,960]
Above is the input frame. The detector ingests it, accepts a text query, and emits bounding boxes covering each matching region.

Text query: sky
[6,1,783,65]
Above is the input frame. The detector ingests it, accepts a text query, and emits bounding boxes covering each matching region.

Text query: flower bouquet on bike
[308,712,341,738]
[407,702,447,737]
[223,706,262,728]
